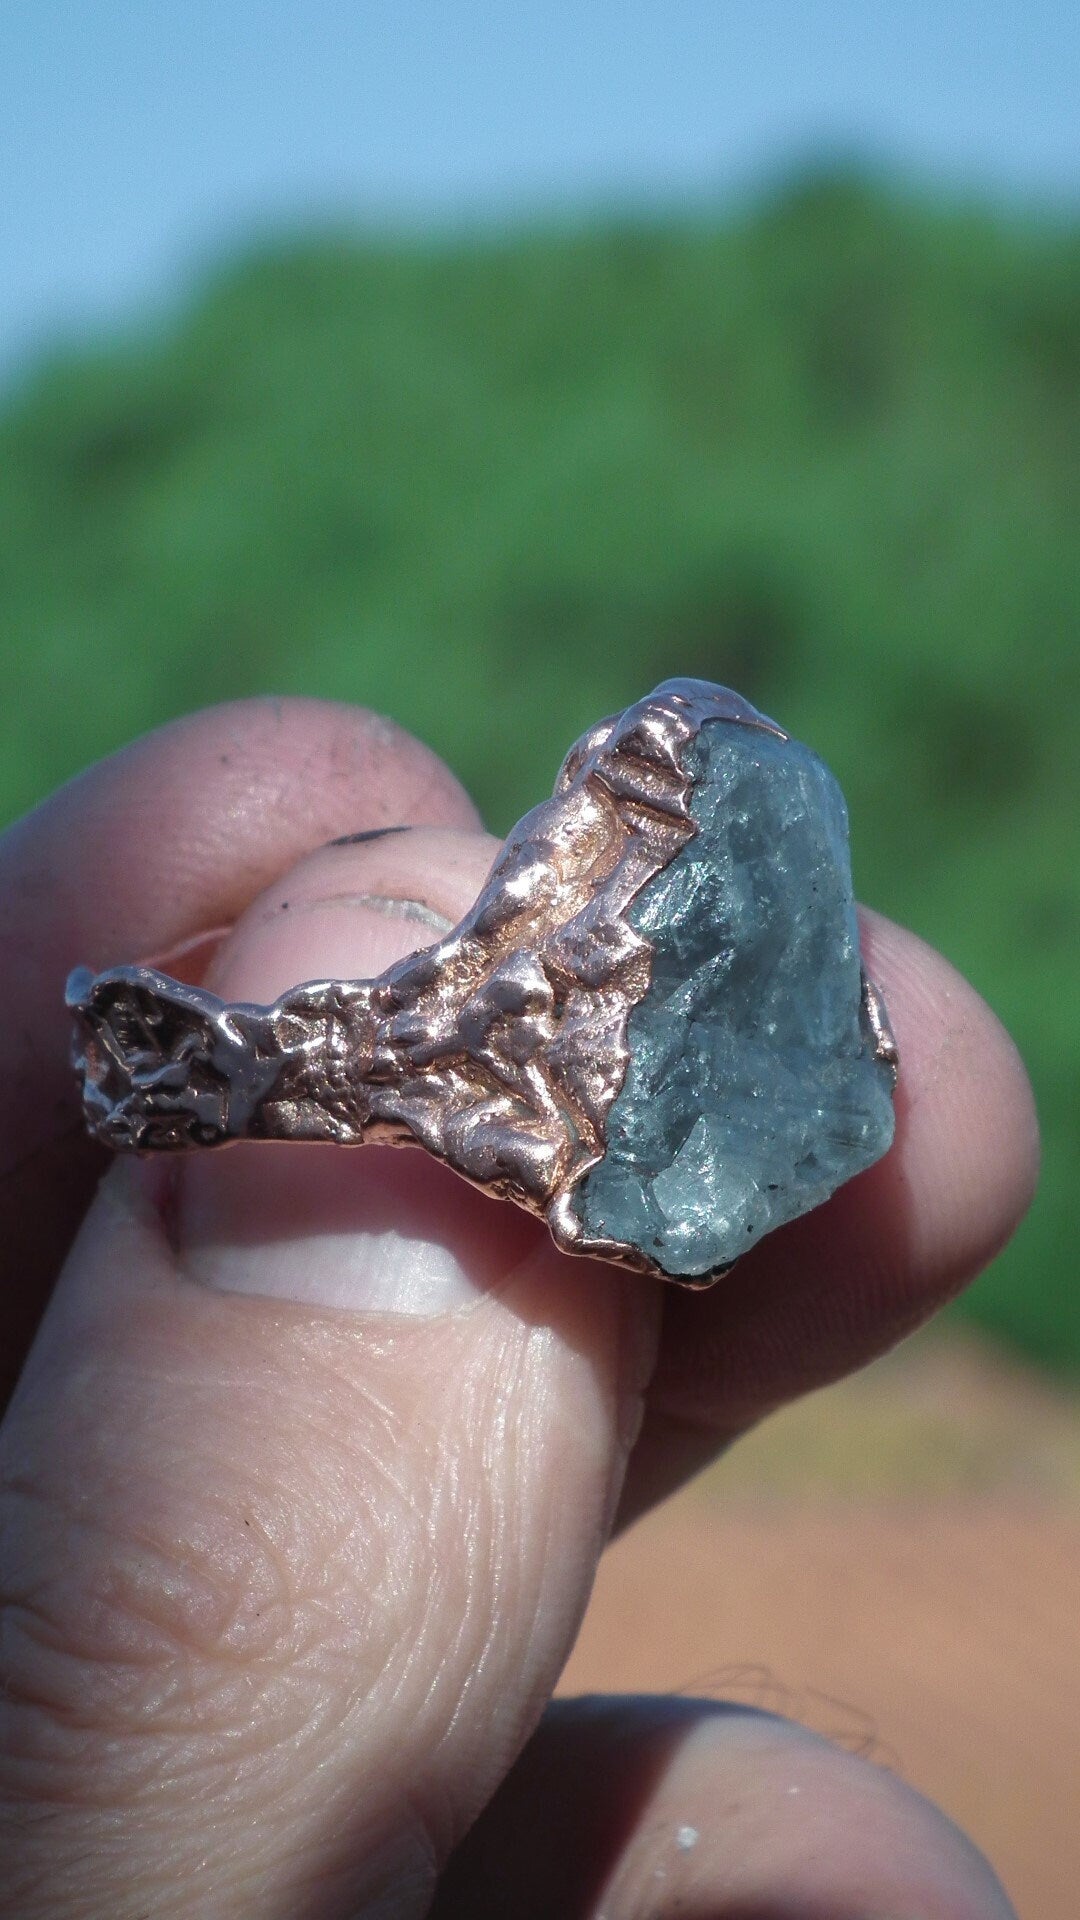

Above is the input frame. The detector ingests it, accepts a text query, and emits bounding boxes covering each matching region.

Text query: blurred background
[2,4,1078,1910]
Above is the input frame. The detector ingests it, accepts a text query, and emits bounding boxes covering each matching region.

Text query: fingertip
[859,906,1040,1291]
[79,696,484,922]
[435,1696,1018,1920]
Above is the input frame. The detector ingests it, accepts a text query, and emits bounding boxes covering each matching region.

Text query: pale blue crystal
[572,720,895,1277]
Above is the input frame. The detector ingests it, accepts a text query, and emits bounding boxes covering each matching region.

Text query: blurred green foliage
[1,173,1076,1369]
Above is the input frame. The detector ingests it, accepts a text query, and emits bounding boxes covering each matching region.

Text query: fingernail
[177,888,538,1314]
[179,1142,500,1314]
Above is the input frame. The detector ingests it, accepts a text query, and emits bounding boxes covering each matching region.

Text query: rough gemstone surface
[571,719,895,1277]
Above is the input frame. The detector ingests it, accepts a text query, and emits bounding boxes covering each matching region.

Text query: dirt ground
[560,1328,1080,1920]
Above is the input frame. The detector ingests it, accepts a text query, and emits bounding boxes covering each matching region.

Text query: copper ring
[67,680,897,1288]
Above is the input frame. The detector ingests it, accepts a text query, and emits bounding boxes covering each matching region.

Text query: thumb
[1,828,660,1920]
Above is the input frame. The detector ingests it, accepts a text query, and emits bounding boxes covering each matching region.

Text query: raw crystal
[571,719,895,1277]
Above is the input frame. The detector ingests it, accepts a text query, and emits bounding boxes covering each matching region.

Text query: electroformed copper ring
[67,680,897,1288]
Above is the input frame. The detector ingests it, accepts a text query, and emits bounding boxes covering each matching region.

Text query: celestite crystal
[571,719,895,1278]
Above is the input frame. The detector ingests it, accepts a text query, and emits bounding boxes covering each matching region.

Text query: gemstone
[570,718,895,1277]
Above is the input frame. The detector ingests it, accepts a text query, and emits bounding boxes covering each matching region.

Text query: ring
[67,680,897,1288]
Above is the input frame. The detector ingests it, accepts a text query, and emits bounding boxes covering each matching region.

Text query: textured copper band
[68,681,897,1286]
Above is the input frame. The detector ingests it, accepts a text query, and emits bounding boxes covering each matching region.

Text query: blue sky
[3,0,1078,375]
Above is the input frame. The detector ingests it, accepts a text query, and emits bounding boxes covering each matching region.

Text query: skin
[0,699,1039,1918]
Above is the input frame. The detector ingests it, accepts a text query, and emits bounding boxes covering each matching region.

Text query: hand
[0,700,1037,1918]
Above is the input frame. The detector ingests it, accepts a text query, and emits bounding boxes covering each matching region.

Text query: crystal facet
[571,718,895,1278]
